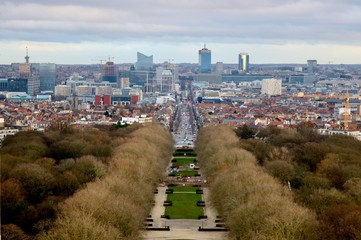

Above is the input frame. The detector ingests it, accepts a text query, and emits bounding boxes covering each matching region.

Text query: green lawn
[165,193,203,219]
[169,186,200,192]
[172,157,196,167]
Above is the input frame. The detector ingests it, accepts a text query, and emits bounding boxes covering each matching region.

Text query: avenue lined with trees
[2,120,361,239]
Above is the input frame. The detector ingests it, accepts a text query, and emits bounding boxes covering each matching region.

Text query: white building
[96,86,113,95]
[215,62,224,74]
[155,63,178,93]
[261,78,282,96]
[55,85,71,97]
[76,86,92,95]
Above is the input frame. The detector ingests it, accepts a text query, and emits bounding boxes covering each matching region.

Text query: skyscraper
[215,62,224,74]
[40,63,56,92]
[199,44,211,73]
[135,52,153,71]
[307,60,318,73]
[101,61,118,83]
[238,53,249,72]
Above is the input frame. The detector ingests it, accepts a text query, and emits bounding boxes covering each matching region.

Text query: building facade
[307,60,318,73]
[239,53,249,72]
[135,52,153,71]
[55,85,71,97]
[8,78,28,93]
[215,62,224,74]
[261,78,282,96]
[199,45,211,73]
[39,63,56,92]
[101,61,118,83]
[27,76,40,96]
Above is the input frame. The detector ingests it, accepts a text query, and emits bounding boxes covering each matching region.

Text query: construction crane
[91,59,106,64]
[343,89,350,130]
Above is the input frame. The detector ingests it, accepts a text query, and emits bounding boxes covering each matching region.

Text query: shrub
[10,163,56,203]
[343,178,361,204]
[265,160,295,183]
[72,156,107,184]
[319,205,361,240]
[1,224,31,240]
[1,178,28,224]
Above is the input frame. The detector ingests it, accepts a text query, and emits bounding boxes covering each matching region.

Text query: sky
[1,0,361,64]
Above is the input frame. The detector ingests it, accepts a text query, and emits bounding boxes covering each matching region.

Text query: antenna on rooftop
[25,46,30,64]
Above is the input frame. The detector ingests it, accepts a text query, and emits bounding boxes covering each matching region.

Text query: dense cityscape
[1,46,361,144]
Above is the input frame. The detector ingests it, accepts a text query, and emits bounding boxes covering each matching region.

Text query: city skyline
[1,0,361,64]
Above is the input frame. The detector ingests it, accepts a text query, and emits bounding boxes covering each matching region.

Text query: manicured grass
[169,186,200,192]
[171,157,196,167]
[165,193,203,219]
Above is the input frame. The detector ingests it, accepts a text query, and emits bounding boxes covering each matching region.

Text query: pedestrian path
[143,146,226,239]
[143,185,227,239]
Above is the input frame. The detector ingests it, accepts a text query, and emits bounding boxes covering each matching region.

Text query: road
[173,100,198,149]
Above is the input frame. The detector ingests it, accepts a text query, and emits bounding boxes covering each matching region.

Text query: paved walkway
[143,228,227,240]
[143,185,227,239]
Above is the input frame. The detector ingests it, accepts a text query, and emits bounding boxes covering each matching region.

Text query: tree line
[236,124,361,239]
[1,124,174,240]
[196,125,319,240]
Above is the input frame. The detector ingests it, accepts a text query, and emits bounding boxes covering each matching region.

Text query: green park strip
[172,157,196,166]
[165,193,204,219]
[169,186,200,192]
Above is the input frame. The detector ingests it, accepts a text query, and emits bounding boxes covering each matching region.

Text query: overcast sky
[1,0,360,64]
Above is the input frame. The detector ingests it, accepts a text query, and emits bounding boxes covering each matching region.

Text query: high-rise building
[27,76,40,96]
[238,53,249,72]
[261,78,282,96]
[215,62,224,74]
[199,45,211,73]
[101,61,118,83]
[17,48,40,96]
[19,64,31,78]
[39,63,56,92]
[8,78,28,93]
[135,52,153,71]
[154,62,179,93]
[307,60,318,73]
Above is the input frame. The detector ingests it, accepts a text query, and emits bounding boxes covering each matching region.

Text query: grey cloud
[1,0,360,45]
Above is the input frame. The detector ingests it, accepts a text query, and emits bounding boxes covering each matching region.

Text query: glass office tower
[199,45,211,73]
